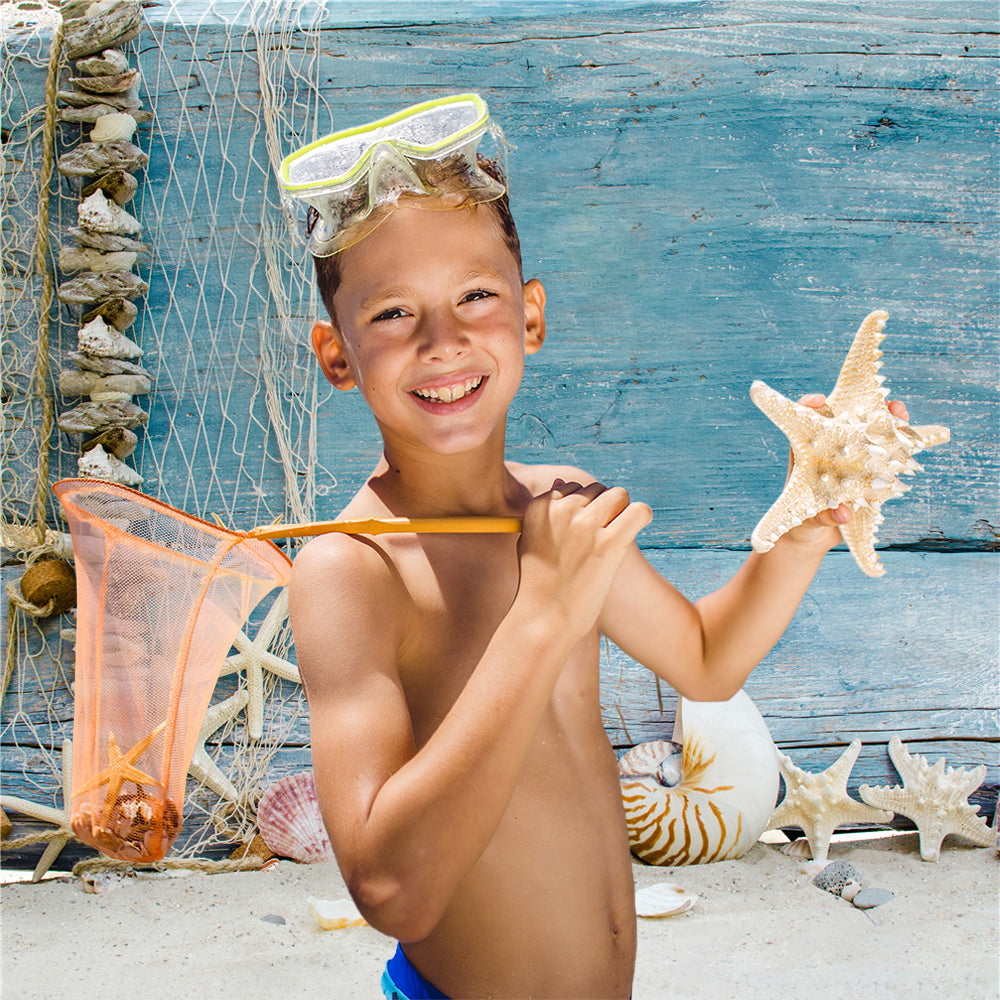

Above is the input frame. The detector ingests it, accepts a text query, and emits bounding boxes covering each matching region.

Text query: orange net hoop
[54,479,292,863]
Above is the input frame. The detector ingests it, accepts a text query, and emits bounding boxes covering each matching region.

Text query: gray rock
[260,914,286,925]
[851,887,894,909]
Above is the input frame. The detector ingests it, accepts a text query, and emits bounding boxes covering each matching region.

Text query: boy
[284,95,905,999]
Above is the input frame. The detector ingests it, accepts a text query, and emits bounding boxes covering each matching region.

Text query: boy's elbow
[348,870,442,943]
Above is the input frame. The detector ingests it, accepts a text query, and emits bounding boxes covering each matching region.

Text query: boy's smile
[313,202,545,463]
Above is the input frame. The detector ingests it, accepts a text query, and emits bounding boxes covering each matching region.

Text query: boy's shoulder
[505,459,599,495]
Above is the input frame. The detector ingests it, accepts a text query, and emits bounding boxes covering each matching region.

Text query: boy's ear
[523,278,546,355]
[311,320,356,390]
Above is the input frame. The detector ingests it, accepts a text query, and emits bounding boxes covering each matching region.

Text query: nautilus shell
[619,690,779,865]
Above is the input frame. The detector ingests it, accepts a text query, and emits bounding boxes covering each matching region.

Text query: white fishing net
[1,0,348,869]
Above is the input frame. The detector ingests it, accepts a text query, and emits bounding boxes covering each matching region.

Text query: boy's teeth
[414,376,482,403]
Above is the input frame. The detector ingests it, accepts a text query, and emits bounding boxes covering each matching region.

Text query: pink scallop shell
[256,772,334,863]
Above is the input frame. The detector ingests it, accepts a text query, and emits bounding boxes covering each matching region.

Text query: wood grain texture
[2,2,996,865]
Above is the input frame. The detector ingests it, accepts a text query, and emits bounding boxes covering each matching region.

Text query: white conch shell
[77,189,142,234]
[307,896,367,930]
[78,316,143,358]
[90,112,137,143]
[859,736,994,861]
[619,689,779,865]
[634,882,697,918]
[77,443,142,486]
[256,772,334,864]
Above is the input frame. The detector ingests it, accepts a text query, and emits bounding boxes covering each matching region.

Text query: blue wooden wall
[2,1,997,862]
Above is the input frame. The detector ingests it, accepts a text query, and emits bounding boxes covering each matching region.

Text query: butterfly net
[55,480,291,862]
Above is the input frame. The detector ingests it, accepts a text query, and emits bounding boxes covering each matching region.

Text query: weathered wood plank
[126,2,998,540]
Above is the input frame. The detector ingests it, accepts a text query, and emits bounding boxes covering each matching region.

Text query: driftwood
[57,141,148,178]
[58,247,137,274]
[59,370,150,397]
[82,426,138,460]
[58,88,142,111]
[68,226,149,254]
[81,171,139,207]
[67,352,147,377]
[63,2,142,60]
[81,297,138,330]
[57,271,148,306]
[57,400,148,434]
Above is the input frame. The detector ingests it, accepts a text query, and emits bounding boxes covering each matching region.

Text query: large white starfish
[750,309,950,576]
[0,742,75,881]
[859,736,994,861]
[768,740,893,863]
[219,589,299,740]
[187,689,250,801]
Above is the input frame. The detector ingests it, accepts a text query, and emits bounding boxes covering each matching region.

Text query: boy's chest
[389,534,598,746]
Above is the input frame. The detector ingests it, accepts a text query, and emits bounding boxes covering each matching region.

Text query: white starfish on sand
[219,589,299,741]
[860,736,994,861]
[768,740,893,864]
[750,309,950,576]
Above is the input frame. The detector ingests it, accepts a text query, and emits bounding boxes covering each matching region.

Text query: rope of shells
[54,1,151,492]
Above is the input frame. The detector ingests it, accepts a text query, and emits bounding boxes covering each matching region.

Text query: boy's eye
[461,289,496,304]
[372,306,407,322]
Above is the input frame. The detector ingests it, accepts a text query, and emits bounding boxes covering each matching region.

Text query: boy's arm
[599,396,910,700]
[289,482,650,943]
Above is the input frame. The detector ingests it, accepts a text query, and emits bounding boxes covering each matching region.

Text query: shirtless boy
[284,95,907,999]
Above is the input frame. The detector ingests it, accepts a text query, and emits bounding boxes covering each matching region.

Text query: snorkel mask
[279,93,507,257]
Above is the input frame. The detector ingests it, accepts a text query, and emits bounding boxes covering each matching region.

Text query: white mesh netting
[2,0,348,871]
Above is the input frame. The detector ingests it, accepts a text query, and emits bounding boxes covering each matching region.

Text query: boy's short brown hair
[309,155,521,329]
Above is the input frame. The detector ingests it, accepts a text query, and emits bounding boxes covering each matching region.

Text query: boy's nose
[418,311,470,361]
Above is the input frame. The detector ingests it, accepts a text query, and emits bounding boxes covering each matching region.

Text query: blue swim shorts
[380,943,450,1000]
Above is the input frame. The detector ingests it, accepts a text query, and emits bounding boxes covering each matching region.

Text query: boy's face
[312,203,545,459]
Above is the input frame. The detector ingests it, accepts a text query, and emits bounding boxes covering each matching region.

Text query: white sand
[2,835,996,1000]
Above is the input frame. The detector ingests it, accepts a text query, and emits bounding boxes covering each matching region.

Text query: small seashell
[778,837,812,859]
[634,882,697,918]
[90,112,137,144]
[78,316,143,358]
[78,190,142,235]
[76,49,130,76]
[81,871,130,894]
[78,444,143,486]
[307,896,367,930]
[257,772,334,864]
[70,68,140,95]
[812,860,865,898]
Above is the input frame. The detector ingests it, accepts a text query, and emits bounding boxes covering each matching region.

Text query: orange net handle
[248,515,523,540]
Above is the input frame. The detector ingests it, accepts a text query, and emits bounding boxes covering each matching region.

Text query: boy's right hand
[517,479,652,638]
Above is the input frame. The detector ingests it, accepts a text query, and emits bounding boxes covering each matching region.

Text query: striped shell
[256,772,334,863]
[619,689,779,865]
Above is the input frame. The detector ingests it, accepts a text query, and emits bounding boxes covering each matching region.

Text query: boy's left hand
[782,394,910,550]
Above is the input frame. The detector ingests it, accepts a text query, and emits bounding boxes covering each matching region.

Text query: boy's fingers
[799,393,826,409]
